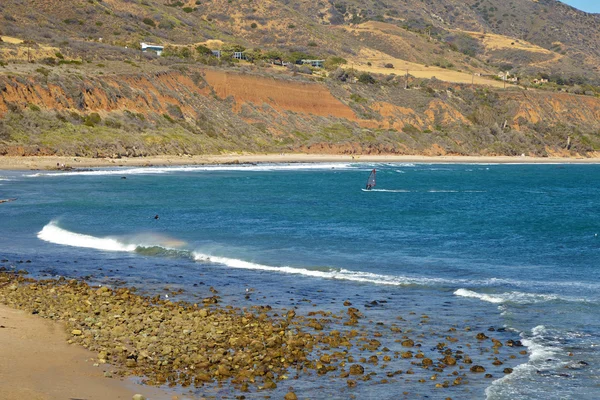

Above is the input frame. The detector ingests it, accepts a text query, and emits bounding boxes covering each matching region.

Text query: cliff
[1,66,599,157]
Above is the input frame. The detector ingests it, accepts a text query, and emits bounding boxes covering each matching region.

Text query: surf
[26,163,355,177]
[38,221,137,252]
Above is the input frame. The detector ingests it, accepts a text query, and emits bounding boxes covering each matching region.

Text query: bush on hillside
[358,72,376,84]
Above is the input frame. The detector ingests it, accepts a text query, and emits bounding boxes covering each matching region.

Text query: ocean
[1,162,599,399]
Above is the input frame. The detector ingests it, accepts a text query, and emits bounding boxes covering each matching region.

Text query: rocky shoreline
[0,270,529,398]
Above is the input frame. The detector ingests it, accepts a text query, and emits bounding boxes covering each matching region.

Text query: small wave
[362,188,411,193]
[192,252,462,286]
[454,288,589,305]
[485,325,567,399]
[38,221,137,252]
[26,163,355,177]
[37,221,188,254]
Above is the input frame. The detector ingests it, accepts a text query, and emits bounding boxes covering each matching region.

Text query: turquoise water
[2,163,600,399]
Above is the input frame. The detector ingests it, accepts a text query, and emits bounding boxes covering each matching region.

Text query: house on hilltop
[140,43,164,56]
[300,59,324,68]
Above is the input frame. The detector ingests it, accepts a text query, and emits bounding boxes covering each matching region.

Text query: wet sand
[0,153,599,170]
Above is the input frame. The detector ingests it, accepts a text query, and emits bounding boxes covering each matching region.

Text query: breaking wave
[38,221,137,252]
[27,163,355,177]
[454,288,590,305]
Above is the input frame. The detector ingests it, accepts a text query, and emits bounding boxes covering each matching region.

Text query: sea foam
[454,288,589,305]
[485,325,567,399]
[27,163,355,177]
[38,221,137,252]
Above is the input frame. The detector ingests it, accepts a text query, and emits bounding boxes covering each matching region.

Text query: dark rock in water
[503,368,513,374]
[565,361,589,370]
[470,365,486,373]
[476,333,488,340]
[506,339,523,347]
[496,328,506,332]
[488,327,496,331]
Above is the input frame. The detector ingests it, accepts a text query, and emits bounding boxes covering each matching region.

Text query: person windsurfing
[365,169,376,190]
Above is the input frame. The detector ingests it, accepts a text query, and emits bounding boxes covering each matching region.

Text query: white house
[140,42,164,56]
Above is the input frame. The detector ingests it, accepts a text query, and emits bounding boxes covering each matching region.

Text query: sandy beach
[0,153,599,170]
[0,303,171,400]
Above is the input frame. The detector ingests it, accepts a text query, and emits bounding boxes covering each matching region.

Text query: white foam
[362,188,411,193]
[485,325,566,399]
[454,288,588,305]
[38,221,137,252]
[193,252,463,286]
[26,163,355,177]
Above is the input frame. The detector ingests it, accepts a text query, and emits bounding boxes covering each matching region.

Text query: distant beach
[1,153,600,170]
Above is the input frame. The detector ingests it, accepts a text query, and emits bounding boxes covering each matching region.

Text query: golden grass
[338,22,507,88]
[349,48,508,88]
[1,36,24,44]
[460,30,554,54]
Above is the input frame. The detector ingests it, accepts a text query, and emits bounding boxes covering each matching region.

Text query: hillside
[1,64,599,158]
[0,0,600,158]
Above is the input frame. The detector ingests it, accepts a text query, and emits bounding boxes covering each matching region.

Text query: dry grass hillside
[0,0,599,158]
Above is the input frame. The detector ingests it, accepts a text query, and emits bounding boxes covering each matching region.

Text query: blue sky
[561,0,600,13]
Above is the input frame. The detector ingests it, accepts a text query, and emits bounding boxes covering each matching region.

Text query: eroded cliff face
[0,67,599,157]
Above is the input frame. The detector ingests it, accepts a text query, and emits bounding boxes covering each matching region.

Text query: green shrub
[84,113,102,126]
[35,67,51,77]
[196,45,212,56]
[350,94,367,103]
[183,7,194,13]
[250,22,257,29]
[358,73,376,84]
[142,18,156,27]
[28,104,41,112]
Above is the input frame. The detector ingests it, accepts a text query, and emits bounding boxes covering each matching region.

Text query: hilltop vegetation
[0,0,600,157]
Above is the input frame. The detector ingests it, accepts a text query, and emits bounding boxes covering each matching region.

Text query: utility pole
[405,69,409,89]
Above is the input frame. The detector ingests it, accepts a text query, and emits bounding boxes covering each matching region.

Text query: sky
[561,0,600,13]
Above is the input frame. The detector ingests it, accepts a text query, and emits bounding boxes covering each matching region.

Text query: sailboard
[364,169,376,190]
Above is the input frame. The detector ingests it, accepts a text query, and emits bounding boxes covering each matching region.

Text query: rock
[422,358,433,367]
[506,339,523,347]
[132,395,146,400]
[284,392,298,400]
[320,354,331,364]
[71,329,82,336]
[503,368,513,374]
[347,379,357,387]
[401,339,414,347]
[442,355,456,366]
[470,365,486,373]
[349,364,365,375]
[476,333,488,340]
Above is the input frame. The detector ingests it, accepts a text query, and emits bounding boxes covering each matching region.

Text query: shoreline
[1,153,600,170]
[0,302,170,400]
[0,271,528,399]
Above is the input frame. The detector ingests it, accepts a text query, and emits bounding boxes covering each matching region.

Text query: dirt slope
[1,66,600,157]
